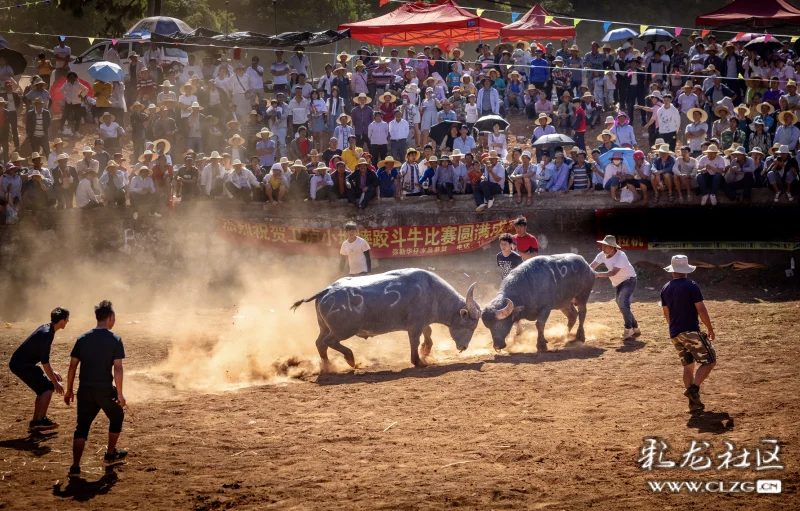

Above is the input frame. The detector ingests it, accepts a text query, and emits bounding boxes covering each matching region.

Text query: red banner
[217,218,516,258]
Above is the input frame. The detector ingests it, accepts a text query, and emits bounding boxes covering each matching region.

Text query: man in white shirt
[180,54,203,84]
[388,109,410,162]
[200,152,226,197]
[590,235,639,339]
[130,164,160,218]
[53,40,71,81]
[224,160,259,203]
[657,94,681,151]
[75,169,101,209]
[271,50,290,95]
[229,64,253,120]
[696,144,726,206]
[245,56,265,102]
[60,72,88,133]
[309,162,334,201]
[340,222,371,275]
[289,47,310,83]
[287,87,310,131]
[142,43,164,69]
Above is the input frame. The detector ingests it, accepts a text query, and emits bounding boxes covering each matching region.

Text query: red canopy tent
[338,0,504,47]
[499,4,576,41]
[696,0,800,29]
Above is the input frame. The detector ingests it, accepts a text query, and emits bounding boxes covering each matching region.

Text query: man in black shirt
[64,300,127,477]
[660,255,717,412]
[496,232,524,280]
[8,307,70,432]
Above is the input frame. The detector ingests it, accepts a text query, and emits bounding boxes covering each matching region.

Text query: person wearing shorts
[64,300,128,477]
[660,255,717,412]
[8,307,70,432]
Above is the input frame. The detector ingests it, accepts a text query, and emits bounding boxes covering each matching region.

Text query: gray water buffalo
[481,253,594,352]
[291,269,482,371]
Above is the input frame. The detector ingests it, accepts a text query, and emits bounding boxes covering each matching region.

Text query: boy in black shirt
[496,232,524,280]
[660,255,717,412]
[9,307,70,432]
[64,300,127,476]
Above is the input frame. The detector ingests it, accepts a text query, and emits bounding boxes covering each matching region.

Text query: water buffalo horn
[495,298,515,320]
[466,282,480,319]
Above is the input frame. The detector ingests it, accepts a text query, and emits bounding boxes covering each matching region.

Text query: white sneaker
[701,195,709,206]
[150,212,162,218]
[475,203,487,212]
[132,212,138,220]
[710,194,717,206]
[789,193,795,202]
[487,199,494,209]
[774,192,781,203]
[622,328,634,339]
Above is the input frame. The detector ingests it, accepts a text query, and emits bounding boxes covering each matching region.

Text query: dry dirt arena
[0,269,798,510]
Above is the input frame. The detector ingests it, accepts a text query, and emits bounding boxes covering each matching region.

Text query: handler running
[590,235,640,339]
[64,300,128,477]
[8,307,70,432]
[660,255,717,412]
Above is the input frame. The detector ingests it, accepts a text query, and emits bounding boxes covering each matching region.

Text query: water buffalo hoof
[575,333,586,343]
[319,360,333,375]
[413,359,428,368]
[420,342,433,357]
[536,342,549,353]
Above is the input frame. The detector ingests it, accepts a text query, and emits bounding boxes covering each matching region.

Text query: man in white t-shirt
[590,235,639,339]
[271,50,290,95]
[245,56,265,100]
[696,144,726,206]
[53,40,71,81]
[340,222,371,275]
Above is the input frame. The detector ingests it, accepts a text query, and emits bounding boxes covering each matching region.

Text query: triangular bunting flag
[476,8,484,16]
[792,36,800,43]
[87,37,95,44]
[379,0,389,6]
[735,32,745,41]
[627,71,632,77]
[738,73,744,79]
[573,18,582,27]
[111,38,119,46]
[7,29,12,33]
[59,35,66,42]
[701,30,710,38]
[603,22,611,33]
[544,15,553,24]
[764,34,772,43]
[674,27,682,37]
[640,25,648,34]
[511,12,520,22]
[675,71,681,77]
[652,72,657,79]
[35,31,39,35]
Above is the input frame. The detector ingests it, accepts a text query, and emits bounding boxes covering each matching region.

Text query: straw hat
[56,152,70,162]
[248,110,262,121]
[355,158,369,167]
[724,143,743,157]
[406,147,420,159]
[130,101,145,112]
[378,156,398,168]
[650,138,666,150]
[147,103,157,112]
[137,150,153,162]
[228,134,246,146]
[597,235,620,248]
[787,79,798,89]
[226,119,241,130]
[664,255,696,274]
[756,102,775,115]
[232,159,246,168]
[482,150,500,161]
[733,104,750,116]
[337,51,351,62]
[379,91,397,103]
[354,60,366,69]
[580,91,594,101]
[702,144,721,154]
[449,46,464,57]
[28,152,43,164]
[25,169,43,179]
[52,138,65,149]
[104,160,119,169]
[333,64,347,75]
[713,104,730,117]
[746,74,763,88]
[160,80,173,88]
[405,83,421,95]
[80,146,96,156]
[313,162,330,172]
[508,70,522,80]
[190,101,204,111]
[180,83,197,95]
[100,111,116,122]
[776,144,792,155]
[206,116,219,126]
[153,139,172,154]
[778,110,799,125]
[337,113,352,125]
[687,107,708,123]
[569,44,580,52]
[208,151,223,160]
[596,129,616,142]
[355,92,372,104]
[560,91,572,100]
[257,128,273,139]
[451,149,464,158]
[536,113,552,125]
[655,144,674,155]
[688,31,701,42]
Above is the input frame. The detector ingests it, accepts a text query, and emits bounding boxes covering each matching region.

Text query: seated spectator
[724,145,755,202]
[130,164,159,218]
[568,150,592,192]
[98,111,124,152]
[603,152,629,201]
[696,144,727,206]
[511,150,536,204]
[265,163,290,205]
[98,160,127,207]
[432,154,456,209]
[347,158,379,211]
[474,150,505,212]
[545,152,571,192]
[287,159,310,201]
[176,151,199,202]
[20,169,52,211]
[200,151,226,198]
[673,145,697,204]
[52,153,78,209]
[329,160,351,200]
[651,144,677,204]
[309,163,334,202]
[75,168,101,209]
[225,159,260,203]
[451,149,468,194]
[376,156,399,200]
[766,144,797,202]
[531,113,555,161]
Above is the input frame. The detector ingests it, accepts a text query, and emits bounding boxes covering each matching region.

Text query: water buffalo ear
[513,306,525,315]
[460,308,469,318]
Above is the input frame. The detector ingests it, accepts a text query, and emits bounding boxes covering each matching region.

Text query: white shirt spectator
[340,236,370,275]
[178,94,197,118]
[245,65,264,87]
[227,168,259,188]
[603,161,630,185]
[697,155,726,175]
[289,54,310,77]
[61,80,89,105]
[143,47,164,66]
[130,175,156,194]
[200,163,226,195]
[288,97,310,124]
[657,104,681,134]
[675,156,698,176]
[98,121,124,139]
[271,60,290,85]
[685,122,708,152]
[181,65,203,83]
[75,177,98,207]
[388,118,410,140]
[228,72,253,94]
[676,91,698,113]
[53,45,71,68]
[591,250,636,287]
[368,120,389,145]
[309,172,333,199]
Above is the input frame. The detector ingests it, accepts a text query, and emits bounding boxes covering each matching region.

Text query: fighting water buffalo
[291,269,482,371]
[481,254,595,352]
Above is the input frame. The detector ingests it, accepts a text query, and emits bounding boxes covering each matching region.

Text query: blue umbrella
[128,16,193,36]
[638,28,673,42]
[597,147,635,172]
[602,28,638,43]
[88,61,125,82]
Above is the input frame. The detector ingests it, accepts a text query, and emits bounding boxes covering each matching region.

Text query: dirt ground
[0,267,798,511]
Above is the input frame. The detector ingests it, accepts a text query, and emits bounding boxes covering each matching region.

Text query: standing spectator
[229,64,253,120]
[333,113,355,152]
[152,106,177,151]
[529,48,549,91]
[26,98,50,154]
[684,108,708,157]
[388,109,409,162]
[476,78,500,116]
[270,50,290,95]
[52,153,78,209]
[3,81,21,148]
[350,93,373,152]
[340,222,371,276]
[572,98,587,150]
[52,38,71,82]
[657,94,681,151]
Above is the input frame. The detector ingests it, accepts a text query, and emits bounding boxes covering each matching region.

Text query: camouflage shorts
[671,331,717,366]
